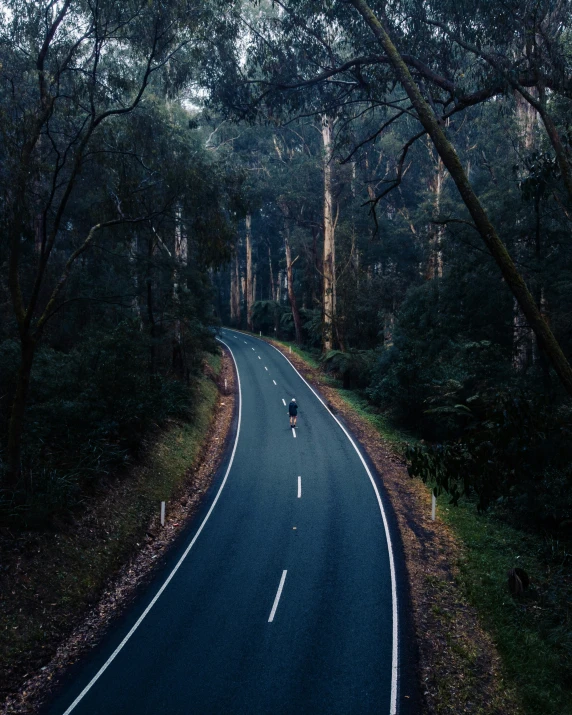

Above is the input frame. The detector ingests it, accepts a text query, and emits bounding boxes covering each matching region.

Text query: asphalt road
[46,329,409,715]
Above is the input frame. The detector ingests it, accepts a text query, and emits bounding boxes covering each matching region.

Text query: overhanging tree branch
[348,0,572,398]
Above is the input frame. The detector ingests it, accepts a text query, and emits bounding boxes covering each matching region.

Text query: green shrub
[406,392,572,526]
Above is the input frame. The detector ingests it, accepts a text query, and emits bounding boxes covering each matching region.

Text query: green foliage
[321,349,377,389]
[367,279,513,435]
[251,300,283,333]
[0,320,218,527]
[406,393,572,524]
[301,309,323,348]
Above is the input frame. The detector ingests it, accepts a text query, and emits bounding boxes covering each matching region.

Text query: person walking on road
[288,398,298,429]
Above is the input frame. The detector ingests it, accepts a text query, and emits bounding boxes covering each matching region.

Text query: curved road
[46,329,408,715]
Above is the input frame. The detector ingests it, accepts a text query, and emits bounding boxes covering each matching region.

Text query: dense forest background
[1,0,572,534]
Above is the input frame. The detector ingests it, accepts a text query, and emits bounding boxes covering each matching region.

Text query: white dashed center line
[292,429,296,439]
[265,367,268,371]
[258,356,261,360]
[297,477,301,498]
[273,380,277,385]
[252,348,255,351]
[268,571,288,623]
[282,399,286,405]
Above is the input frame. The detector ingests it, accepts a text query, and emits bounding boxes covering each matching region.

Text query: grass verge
[440,500,572,715]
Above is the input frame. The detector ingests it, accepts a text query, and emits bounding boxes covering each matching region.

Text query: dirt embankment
[1,348,236,715]
[270,340,521,715]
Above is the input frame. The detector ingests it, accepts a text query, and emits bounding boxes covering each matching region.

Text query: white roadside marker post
[224,378,227,392]
[161,501,166,527]
[431,493,436,521]
[289,346,292,354]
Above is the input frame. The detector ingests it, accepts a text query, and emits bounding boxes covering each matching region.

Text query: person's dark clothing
[288,401,298,416]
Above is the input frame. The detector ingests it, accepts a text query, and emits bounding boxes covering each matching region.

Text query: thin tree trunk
[512,94,536,370]
[322,115,336,353]
[350,0,572,397]
[427,149,445,280]
[245,213,254,331]
[230,242,241,325]
[172,209,187,377]
[311,225,320,308]
[130,231,143,329]
[235,249,242,326]
[285,227,303,344]
[267,238,276,301]
[5,337,35,488]
[146,235,157,378]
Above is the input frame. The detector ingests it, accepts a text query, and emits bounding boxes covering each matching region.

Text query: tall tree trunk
[427,148,445,280]
[245,213,254,331]
[512,94,536,370]
[322,115,336,353]
[350,0,572,397]
[230,239,242,325]
[5,336,36,488]
[285,227,303,344]
[311,225,320,309]
[146,235,157,378]
[266,238,276,301]
[130,231,143,329]
[172,210,187,377]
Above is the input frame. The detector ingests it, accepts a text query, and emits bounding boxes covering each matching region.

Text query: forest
[1,0,572,713]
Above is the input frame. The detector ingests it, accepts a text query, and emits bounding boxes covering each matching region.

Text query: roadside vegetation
[0,352,225,704]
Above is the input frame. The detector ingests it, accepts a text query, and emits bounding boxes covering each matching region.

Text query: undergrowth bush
[322,349,376,389]
[406,392,572,529]
[0,321,213,527]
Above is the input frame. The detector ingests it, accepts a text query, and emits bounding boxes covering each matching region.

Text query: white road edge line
[273,380,277,385]
[297,476,301,498]
[61,338,242,715]
[268,570,288,623]
[228,329,399,715]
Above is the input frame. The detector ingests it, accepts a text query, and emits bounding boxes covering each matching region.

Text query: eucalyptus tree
[210,0,572,395]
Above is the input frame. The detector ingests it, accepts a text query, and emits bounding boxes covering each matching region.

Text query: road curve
[45,329,407,715]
